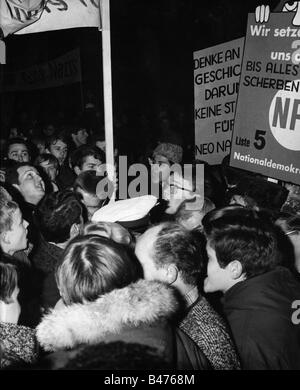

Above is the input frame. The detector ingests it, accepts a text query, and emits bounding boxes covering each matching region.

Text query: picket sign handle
[100,0,116,202]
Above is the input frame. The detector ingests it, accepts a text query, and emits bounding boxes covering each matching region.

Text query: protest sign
[16,0,101,34]
[194,38,244,165]
[0,0,45,37]
[230,12,300,185]
[3,48,81,91]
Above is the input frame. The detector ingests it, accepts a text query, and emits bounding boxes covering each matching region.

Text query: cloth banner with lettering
[230,12,300,185]
[16,0,101,35]
[0,0,45,38]
[194,38,244,165]
[2,48,81,91]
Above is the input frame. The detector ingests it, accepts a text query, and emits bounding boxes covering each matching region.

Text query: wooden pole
[100,0,116,201]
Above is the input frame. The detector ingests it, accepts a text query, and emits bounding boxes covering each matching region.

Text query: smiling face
[15,165,45,205]
[8,143,30,163]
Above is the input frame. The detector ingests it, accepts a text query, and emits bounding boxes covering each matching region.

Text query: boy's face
[204,242,232,294]
[49,140,68,166]
[8,143,30,163]
[16,165,45,205]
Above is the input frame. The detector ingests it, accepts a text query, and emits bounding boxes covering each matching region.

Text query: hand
[255,5,270,23]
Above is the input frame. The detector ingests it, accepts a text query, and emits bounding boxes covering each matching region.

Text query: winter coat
[0,322,38,368]
[31,237,63,310]
[179,296,241,370]
[223,266,300,370]
[36,280,211,370]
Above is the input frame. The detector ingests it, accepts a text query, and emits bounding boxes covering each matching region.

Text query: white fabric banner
[3,48,82,91]
[16,0,101,34]
[0,0,45,38]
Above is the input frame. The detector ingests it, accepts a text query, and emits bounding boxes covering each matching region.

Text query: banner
[0,0,45,37]
[230,12,300,185]
[3,48,81,91]
[16,0,101,34]
[194,38,244,165]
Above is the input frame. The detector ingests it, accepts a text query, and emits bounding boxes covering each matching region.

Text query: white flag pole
[100,0,116,201]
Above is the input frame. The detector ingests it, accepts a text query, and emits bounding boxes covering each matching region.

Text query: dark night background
[1,0,279,154]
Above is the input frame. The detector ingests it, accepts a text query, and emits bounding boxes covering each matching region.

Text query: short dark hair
[70,145,105,170]
[74,170,113,201]
[35,190,83,244]
[45,132,69,150]
[5,162,36,185]
[56,234,141,305]
[6,138,28,156]
[202,206,279,278]
[0,262,18,304]
[152,222,206,285]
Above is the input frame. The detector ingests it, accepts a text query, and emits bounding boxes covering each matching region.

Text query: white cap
[92,195,158,223]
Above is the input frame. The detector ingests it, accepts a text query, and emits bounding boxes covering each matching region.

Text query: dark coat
[56,163,76,190]
[31,237,63,310]
[36,280,211,370]
[0,322,38,368]
[223,266,300,370]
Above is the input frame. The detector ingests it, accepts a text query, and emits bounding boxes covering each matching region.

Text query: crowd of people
[0,111,300,370]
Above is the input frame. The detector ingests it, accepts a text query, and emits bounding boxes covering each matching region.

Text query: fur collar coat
[37,280,179,352]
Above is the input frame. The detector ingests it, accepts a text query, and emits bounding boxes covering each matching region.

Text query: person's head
[150,143,183,184]
[74,170,113,219]
[83,221,135,250]
[6,138,30,163]
[0,196,29,256]
[35,190,84,245]
[34,153,59,182]
[202,206,279,294]
[90,133,106,152]
[175,197,215,230]
[5,162,45,205]
[227,188,258,209]
[31,135,46,155]
[42,123,56,137]
[276,213,300,273]
[46,133,69,166]
[56,234,141,305]
[163,163,204,214]
[0,263,20,324]
[70,145,105,176]
[135,223,206,289]
[71,121,89,147]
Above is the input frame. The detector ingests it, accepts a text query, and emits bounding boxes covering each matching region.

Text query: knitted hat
[153,143,183,164]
